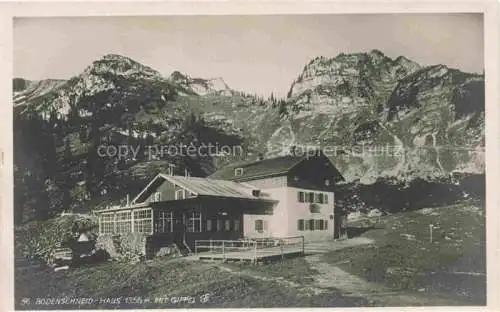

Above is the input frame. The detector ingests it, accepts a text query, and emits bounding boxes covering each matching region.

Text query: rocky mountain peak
[167,71,232,96]
[85,54,163,80]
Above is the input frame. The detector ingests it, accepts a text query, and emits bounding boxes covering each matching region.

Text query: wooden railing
[194,236,305,262]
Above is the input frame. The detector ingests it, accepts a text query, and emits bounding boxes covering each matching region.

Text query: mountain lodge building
[94,151,346,256]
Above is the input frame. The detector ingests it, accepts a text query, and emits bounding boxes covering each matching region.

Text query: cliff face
[262,50,484,184]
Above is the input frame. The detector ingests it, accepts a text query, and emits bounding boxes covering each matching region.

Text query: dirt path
[303,237,468,306]
[305,254,458,306]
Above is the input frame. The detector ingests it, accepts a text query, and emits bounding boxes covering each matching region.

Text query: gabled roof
[132,173,276,204]
[161,174,264,199]
[208,155,305,181]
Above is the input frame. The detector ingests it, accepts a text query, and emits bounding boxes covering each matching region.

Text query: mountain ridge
[13,51,485,221]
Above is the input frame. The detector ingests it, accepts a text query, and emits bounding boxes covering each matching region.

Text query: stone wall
[96,233,181,261]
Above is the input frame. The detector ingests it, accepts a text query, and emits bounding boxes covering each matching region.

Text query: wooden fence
[194,236,305,262]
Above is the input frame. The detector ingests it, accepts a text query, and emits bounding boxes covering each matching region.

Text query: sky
[14,14,483,97]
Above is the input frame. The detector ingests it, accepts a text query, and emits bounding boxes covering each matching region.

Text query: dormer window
[234,168,244,177]
[325,179,330,186]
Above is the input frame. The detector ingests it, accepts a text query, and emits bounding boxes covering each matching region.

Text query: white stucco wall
[243,186,335,242]
[243,187,288,239]
[285,187,335,241]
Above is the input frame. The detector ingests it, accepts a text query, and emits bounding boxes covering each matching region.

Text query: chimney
[168,163,175,175]
[184,168,190,179]
[126,194,130,207]
[258,152,264,161]
[289,145,297,156]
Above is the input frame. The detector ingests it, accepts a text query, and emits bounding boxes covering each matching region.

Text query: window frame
[157,211,173,233]
[298,191,305,203]
[234,219,241,232]
[234,168,244,176]
[100,213,115,234]
[297,219,305,231]
[115,210,132,234]
[133,208,153,234]
[175,188,185,200]
[255,219,264,233]
[186,211,202,233]
[152,191,161,202]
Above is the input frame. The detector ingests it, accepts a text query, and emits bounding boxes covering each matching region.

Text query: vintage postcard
[1,0,499,311]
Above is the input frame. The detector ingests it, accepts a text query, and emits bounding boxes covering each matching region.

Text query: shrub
[15,213,98,263]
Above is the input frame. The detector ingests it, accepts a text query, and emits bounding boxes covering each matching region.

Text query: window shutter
[297,219,305,231]
[324,194,329,204]
[298,191,304,203]
[309,219,315,231]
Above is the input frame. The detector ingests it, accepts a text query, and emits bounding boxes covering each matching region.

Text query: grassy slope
[15,258,370,309]
[322,201,485,304]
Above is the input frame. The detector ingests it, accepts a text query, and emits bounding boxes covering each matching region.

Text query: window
[152,192,161,202]
[234,168,244,176]
[216,219,223,232]
[314,193,322,203]
[314,219,321,230]
[319,219,325,230]
[300,192,329,204]
[186,211,202,232]
[309,219,315,230]
[158,211,173,233]
[100,213,115,234]
[297,219,328,231]
[224,220,231,231]
[116,211,132,234]
[175,189,185,200]
[304,219,310,230]
[207,219,213,232]
[252,190,261,197]
[255,219,264,233]
[297,219,305,231]
[133,208,153,234]
[307,192,314,203]
[325,179,330,186]
[234,220,241,231]
[298,191,305,203]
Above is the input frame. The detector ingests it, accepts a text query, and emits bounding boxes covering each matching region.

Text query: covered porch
[95,195,276,252]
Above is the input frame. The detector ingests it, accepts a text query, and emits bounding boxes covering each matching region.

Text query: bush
[15,213,98,263]
[96,233,147,263]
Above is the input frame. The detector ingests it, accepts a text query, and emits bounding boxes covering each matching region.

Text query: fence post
[195,242,198,255]
[302,236,305,256]
[210,239,213,254]
[280,240,284,261]
[253,242,257,263]
[222,241,225,262]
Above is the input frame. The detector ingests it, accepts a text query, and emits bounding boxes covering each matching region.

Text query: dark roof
[208,155,305,181]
